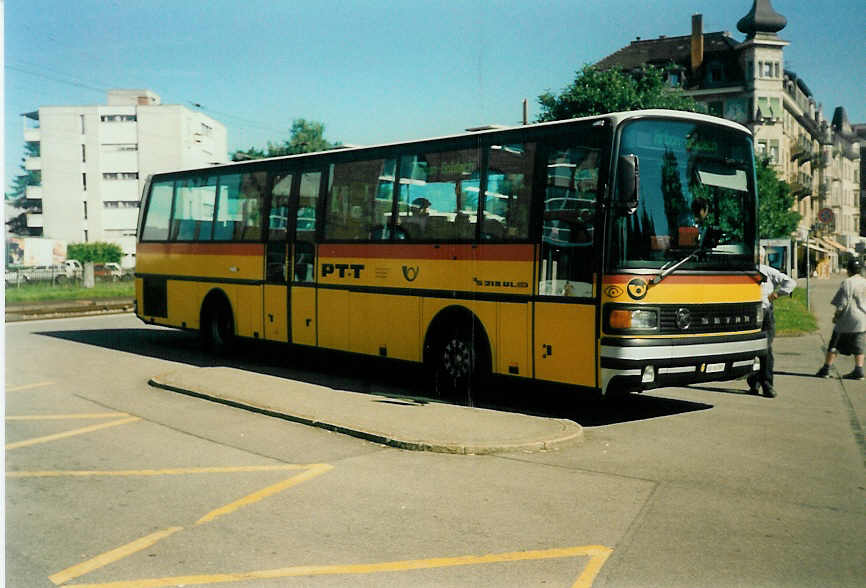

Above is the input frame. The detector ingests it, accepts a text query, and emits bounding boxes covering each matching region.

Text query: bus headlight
[756,304,764,325]
[609,308,658,330]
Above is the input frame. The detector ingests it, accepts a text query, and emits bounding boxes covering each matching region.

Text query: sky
[4,0,864,193]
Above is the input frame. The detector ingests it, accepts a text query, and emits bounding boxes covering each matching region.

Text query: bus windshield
[610,119,757,272]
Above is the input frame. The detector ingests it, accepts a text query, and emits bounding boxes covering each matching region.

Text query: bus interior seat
[482,218,505,239]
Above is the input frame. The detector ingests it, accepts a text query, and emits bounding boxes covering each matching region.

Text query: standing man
[815,259,866,380]
[748,246,797,397]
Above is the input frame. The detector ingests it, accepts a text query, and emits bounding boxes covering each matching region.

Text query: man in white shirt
[748,247,797,397]
[815,259,866,380]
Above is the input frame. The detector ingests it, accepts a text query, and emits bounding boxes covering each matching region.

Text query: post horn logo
[401,265,420,282]
[626,278,648,300]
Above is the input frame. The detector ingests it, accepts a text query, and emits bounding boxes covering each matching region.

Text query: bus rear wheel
[431,324,488,405]
[201,300,235,356]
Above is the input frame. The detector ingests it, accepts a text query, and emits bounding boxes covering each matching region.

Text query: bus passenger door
[290,170,322,347]
[263,173,293,342]
[534,235,597,387]
[533,139,600,388]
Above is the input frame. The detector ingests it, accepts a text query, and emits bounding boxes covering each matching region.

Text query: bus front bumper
[600,332,767,395]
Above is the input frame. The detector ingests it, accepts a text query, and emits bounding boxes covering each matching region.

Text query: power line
[5,62,290,137]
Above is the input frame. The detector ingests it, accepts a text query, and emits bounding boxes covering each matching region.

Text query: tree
[67,242,123,264]
[6,142,43,236]
[537,65,702,122]
[756,157,801,239]
[232,118,339,161]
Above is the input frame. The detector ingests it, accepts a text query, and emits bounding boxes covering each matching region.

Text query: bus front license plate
[705,363,725,373]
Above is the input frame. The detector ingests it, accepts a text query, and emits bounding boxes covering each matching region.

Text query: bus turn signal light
[609,309,633,329]
[608,308,658,330]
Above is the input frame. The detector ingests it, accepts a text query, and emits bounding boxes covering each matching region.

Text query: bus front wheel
[201,299,235,356]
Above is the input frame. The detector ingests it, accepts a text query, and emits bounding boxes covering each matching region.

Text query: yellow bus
[135,109,765,402]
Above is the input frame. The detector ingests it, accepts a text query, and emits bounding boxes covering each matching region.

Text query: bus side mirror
[617,154,639,214]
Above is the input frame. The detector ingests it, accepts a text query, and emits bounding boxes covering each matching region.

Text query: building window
[761,62,774,78]
[83,201,88,220]
[100,114,137,122]
[80,114,85,134]
[707,101,724,117]
[82,173,87,191]
[710,64,724,83]
[769,140,779,164]
[667,71,680,87]
[103,201,140,209]
[774,62,780,78]
[757,140,768,160]
[81,144,86,163]
[102,143,138,152]
[102,172,139,180]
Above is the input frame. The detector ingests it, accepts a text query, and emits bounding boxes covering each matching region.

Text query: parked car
[5,260,83,285]
[93,262,124,282]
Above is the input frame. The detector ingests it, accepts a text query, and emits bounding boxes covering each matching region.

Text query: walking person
[748,246,797,397]
[815,259,866,380]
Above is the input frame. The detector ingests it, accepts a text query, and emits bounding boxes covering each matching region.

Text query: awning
[821,236,855,254]
[805,238,832,254]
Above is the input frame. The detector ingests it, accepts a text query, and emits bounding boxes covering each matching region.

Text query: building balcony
[24,157,41,171]
[791,182,812,200]
[25,185,43,200]
[23,128,40,142]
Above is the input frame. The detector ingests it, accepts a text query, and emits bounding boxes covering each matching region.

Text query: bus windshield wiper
[651,246,704,285]
[651,227,722,286]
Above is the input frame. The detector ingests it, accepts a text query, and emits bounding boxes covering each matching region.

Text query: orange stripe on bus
[318,243,535,261]
[603,274,760,285]
[137,242,264,256]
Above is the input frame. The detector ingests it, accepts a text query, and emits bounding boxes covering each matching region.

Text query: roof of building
[596,31,738,71]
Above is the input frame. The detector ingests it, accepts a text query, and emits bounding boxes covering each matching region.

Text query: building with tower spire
[596,0,862,272]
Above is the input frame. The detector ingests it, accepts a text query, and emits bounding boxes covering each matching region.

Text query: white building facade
[21,89,227,266]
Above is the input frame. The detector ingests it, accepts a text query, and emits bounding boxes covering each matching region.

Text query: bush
[67,242,123,264]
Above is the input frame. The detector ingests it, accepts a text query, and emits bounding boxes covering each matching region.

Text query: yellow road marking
[65,545,613,588]
[8,465,307,478]
[49,527,184,586]
[45,463,334,583]
[572,545,613,588]
[5,417,140,450]
[6,381,54,392]
[7,413,131,421]
[195,463,334,525]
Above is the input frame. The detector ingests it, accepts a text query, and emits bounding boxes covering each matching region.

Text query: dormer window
[710,64,724,83]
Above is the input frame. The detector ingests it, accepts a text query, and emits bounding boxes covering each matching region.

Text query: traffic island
[150,366,584,455]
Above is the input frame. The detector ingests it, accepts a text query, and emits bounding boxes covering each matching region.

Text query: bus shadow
[37,327,712,427]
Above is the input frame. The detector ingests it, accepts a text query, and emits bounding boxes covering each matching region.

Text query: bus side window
[484,143,535,240]
[396,149,480,241]
[539,144,600,297]
[214,171,266,241]
[169,176,217,241]
[266,173,292,284]
[141,180,175,241]
[294,171,321,283]
[324,159,395,241]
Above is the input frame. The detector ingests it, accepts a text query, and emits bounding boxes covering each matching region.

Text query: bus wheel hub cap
[443,339,471,378]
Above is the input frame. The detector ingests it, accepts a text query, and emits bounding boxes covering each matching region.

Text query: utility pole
[522,99,528,126]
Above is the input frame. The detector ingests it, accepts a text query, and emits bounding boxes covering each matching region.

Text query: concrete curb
[149,368,583,455]
[5,300,134,322]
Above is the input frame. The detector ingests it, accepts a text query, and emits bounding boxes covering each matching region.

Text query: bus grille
[658,302,761,334]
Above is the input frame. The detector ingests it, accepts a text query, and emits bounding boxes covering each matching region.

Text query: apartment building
[596,0,862,265]
[15,89,227,266]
